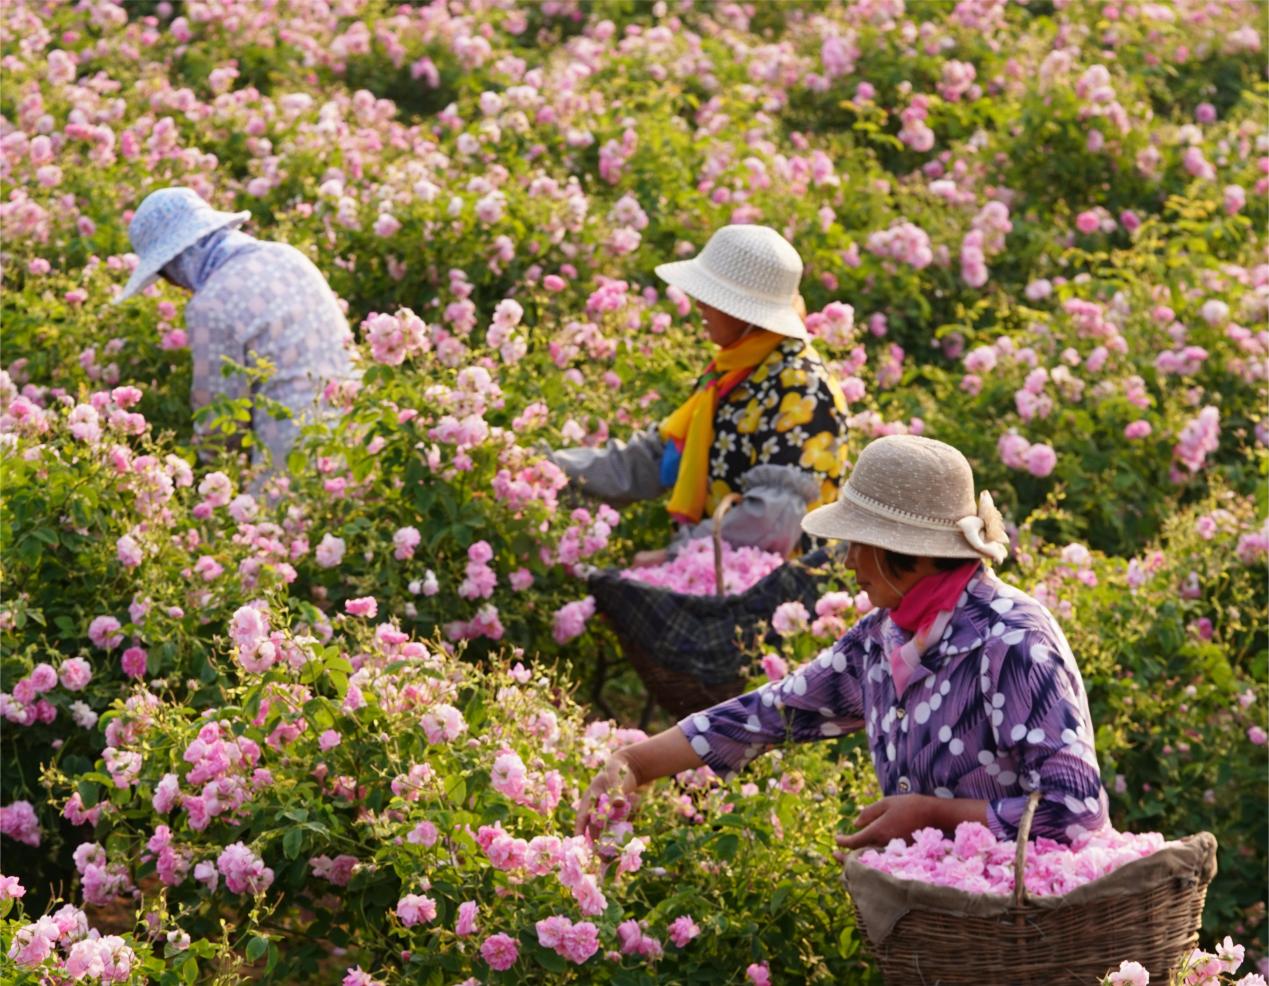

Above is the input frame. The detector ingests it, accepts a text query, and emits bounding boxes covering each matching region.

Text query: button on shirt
[677,569,1110,844]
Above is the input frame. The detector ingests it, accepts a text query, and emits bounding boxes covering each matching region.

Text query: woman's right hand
[574,753,640,837]
[573,727,707,837]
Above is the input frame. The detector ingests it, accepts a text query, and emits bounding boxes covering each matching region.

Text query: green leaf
[283,826,304,861]
[245,936,268,963]
[77,780,100,809]
[712,832,740,860]
[533,947,568,973]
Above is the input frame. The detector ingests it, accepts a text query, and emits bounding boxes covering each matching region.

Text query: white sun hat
[655,224,809,340]
[801,434,1010,563]
[113,187,251,304]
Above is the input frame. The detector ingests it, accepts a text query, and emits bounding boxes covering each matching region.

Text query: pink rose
[1024,443,1057,478]
[344,597,378,618]
[120,647,147,679]
[480,933,519,972]
[455,900,478,936]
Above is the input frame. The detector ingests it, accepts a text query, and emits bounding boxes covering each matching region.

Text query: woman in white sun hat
[116,186,358,469]
[553,224,849,562]
[576,434,1109,850]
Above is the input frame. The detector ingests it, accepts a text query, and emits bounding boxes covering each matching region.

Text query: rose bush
[30,613,878,984]
[1,0,1266,981]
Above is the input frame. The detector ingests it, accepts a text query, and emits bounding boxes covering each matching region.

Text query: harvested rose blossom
[856,822,1180,897]
[1105,960,1150,985]
[621,538,783,595]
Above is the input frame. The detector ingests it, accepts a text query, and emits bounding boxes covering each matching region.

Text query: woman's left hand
[836,794,991,850]
[631,548,669,568]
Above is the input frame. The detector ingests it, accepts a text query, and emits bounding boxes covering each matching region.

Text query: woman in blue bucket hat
[116,187,358,469]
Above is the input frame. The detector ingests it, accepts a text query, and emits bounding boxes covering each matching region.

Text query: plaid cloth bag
[587,547,839,717]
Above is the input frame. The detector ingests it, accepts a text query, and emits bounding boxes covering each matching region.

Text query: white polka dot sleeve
[675,625,869,780]
[984,621,1109,843]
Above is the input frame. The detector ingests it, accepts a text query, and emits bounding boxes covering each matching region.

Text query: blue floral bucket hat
[113,187,250,303]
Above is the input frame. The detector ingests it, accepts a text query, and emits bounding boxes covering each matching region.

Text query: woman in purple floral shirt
[577,435,1109,847]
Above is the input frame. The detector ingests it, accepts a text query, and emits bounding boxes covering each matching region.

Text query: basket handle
[1011,789,1043,909]
[712,493,741,597]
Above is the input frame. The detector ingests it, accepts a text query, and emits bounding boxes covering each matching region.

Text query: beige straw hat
[801,435,1009,563]
[655,225,809,340]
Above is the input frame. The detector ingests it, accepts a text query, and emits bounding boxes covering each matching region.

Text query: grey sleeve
[668,464,820,558]
[549,427,666,506]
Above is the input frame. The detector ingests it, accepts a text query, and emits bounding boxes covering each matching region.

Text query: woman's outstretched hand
[573,727,706,838]
[574,753,640,837]
[836,794,991,851]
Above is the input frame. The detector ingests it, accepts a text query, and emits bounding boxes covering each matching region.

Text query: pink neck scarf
[887,561,981,697]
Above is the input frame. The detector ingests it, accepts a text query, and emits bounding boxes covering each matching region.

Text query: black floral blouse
[708,337,850,516]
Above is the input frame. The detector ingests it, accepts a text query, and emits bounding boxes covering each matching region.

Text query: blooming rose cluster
[552,596,596,644]
[535,915,601,964]
[361,308,429,366]
[0,656,75,727]
[150,720,269,832]
[487,749,564,814]
[7,899,138,982]
[997,429,1058,478]
[554,505,620,567]
[1103,936,1264,986]
[73,842,134,906]
[0,800,40,846]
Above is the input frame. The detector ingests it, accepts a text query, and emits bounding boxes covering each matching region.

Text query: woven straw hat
[655,225,808,339]
[801,435,1009,563]
[114,187,250,303]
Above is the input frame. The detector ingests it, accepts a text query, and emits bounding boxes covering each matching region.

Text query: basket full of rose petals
[842,791,1218,986]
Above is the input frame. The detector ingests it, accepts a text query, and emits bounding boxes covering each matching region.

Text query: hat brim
[113,209,250,304]
[656,258,808,340]
[801,498,984,559]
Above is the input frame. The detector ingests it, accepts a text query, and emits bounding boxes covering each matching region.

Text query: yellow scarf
[660,329,785,522]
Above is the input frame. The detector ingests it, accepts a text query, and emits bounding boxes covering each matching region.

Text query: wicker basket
[843,791,1219,986]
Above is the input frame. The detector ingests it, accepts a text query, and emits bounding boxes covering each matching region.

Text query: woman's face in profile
[695,301,750,347]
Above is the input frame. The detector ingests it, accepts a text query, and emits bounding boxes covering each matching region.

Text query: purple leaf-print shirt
[678,565,1109,844]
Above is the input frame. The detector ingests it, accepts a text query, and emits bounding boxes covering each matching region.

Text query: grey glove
[549,427,666,507]
[668,464,821,559]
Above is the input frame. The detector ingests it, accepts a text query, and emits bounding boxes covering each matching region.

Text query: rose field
[1,0,1268,983]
